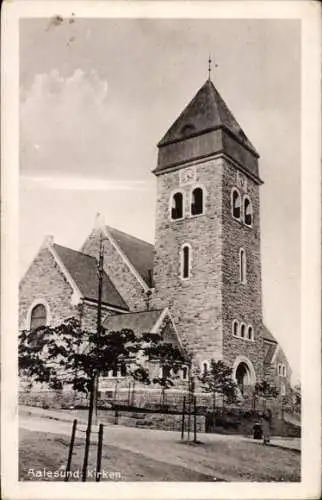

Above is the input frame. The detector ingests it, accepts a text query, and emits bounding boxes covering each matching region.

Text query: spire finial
[208,54,218,81]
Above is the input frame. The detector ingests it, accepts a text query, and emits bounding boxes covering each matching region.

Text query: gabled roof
[106,226,154,286]
[53,244,128,310]
[158,79,258,156]
[262,324,278,344]
[103,308,183,351]
[264,343,278,364]
[103,309,163,336]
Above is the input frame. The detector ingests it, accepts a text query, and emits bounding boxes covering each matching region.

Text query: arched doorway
[232,356,256,396]
[235,362,251,395]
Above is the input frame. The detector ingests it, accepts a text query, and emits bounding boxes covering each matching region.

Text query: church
[19,75,291,401]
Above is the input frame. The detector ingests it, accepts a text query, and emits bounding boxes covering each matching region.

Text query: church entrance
[235,362,251,394]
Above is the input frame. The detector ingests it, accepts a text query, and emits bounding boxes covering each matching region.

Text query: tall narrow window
[244,197,253,226]
[191,187,203,216]
[30,304,47,330]
[239,248,247,284]
[161,366,171,379]
[247,326,253,340]
[181,244,191,279]
[120,363,127,377]
[201,361,209,376]
[171,192,183,220]
[232,320,238,337]
[182,366,188,380]
[240,324,246,338]
[231,188,241,220]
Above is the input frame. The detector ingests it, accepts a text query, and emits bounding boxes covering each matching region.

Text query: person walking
[262,408,272,445]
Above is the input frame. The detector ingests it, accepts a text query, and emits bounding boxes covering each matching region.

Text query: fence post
[181,396,186,440]
[96,424,104,482]
[127,382,131,406]
[193,396,197,443]
[131,381,136,406]
[82,375,96,482]
[65,419,77,482]
[114,405,119,425]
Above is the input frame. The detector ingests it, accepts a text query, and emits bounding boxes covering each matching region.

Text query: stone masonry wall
[264,344,292,395]
[152,157,224,365]
[221,159,264,380]
[19,246,80,330]
[81,229,147,312]
[81,301,114,333]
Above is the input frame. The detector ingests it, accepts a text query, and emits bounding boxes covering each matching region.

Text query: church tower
[152,76,265,388]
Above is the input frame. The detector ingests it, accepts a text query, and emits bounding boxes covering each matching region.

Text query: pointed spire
[94,212,106,231]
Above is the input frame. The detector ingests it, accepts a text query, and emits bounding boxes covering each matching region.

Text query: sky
[19,18,301,382]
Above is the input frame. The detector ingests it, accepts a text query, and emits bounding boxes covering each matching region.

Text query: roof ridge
[105,225,154,248]
[53,243,98,261]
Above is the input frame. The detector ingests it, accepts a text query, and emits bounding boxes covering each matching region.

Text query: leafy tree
[253,379,279,411]
[142,333,187,407]
[290,383,301,413]
[254,380,279,399]
[18,318,186,398]
[198,359,237,412]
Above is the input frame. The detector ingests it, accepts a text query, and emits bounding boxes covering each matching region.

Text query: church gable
[53,244,128,310]
[81,227,151,312]
[19,242,80,330]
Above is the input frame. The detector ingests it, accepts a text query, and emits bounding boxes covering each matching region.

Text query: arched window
[247,326,253,340]
[231,188,241,220]
[30,304,47,330]
[180,244,191,280]
[240,324,246,338]
[201,361,210,376]
[244,197,253,226]
[191,187,204,216]
[171,192,184,220]
[282,365,287,377]
[232,320,238,337]
[239,248,247,284]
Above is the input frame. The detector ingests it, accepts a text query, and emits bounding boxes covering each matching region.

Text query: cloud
[20,174,149,192]
[20,69,114,178]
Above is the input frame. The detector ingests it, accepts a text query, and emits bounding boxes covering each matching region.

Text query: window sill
[170,217,185,222]
[188,212,205,219]
[232,334,255,342]
[231,217,253,230]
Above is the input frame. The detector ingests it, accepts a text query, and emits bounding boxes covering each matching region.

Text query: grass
[19,429,217,482]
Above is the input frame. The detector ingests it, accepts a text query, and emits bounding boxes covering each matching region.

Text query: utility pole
[93,233,104,425]
[82,233,104,481]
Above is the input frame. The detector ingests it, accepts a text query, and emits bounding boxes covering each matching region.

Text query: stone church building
[19,77,291,401]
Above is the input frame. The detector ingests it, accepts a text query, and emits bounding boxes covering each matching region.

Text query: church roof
[262,324,278,344]
[53,244,128,310]
[103,309,163,336]
[106,226,154,286]
[264,343,277,364]
[158,79,258,156]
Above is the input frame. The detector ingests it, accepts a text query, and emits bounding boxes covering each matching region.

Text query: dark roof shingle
[106,226,154,286]
[53,244,128,310]
[158,79,258,156]
[103,309,163,336]
[264,343,277,364]
[262,324,278,344]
